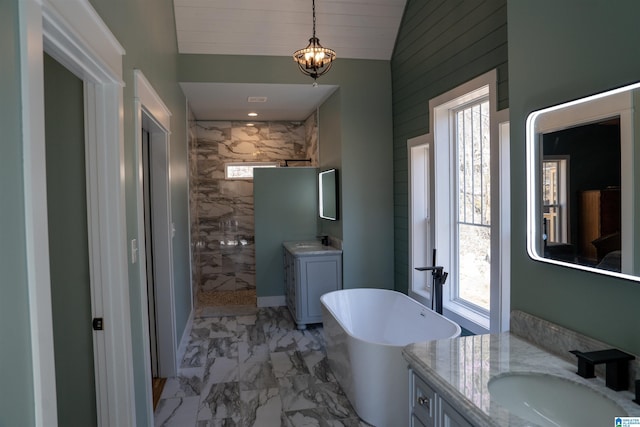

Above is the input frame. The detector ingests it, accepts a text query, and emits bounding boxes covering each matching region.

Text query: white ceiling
[174,0,406,121]
[180,82,338,121]
[174,0,406,60]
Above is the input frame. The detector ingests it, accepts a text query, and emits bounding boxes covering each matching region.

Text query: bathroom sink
[488,373,627,426]
[292,242,335,250]
[294,243,322,248]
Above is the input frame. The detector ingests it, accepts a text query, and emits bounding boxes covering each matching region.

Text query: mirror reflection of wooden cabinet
[578,188,621,263]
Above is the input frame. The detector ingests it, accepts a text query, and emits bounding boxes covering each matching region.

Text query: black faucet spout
[570,349,635,391]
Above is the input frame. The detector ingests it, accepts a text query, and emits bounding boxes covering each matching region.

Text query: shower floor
[198,289,256,307]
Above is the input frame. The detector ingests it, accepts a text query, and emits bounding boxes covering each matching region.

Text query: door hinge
[92,317,104,331]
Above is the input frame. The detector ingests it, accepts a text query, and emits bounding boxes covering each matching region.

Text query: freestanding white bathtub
[320,288,461,427]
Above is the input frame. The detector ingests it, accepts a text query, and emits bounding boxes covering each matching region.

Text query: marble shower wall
[190,114,318,303]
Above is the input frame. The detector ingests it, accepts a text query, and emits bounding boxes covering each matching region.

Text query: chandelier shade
[293,0,336,80]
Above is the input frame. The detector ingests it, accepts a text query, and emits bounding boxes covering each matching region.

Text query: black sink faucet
[570,349,635,391]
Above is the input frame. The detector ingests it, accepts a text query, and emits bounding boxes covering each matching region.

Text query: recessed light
[248,112,258,117]
[247,123,255,127]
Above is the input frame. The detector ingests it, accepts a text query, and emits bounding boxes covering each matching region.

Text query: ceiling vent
[248,96,267,103]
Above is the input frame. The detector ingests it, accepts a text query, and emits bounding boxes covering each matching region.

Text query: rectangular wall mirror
[319,168,338,221]
[526,81,640,281]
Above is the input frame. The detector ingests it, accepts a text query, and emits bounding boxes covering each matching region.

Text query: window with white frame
[225,162,279,179]
[454,99,491,311]
[542,156,570,244]
[425,70,509,334]
[408,135,432,304]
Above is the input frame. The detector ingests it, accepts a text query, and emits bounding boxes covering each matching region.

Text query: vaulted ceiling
[174,0,407,60]
[173,0,407,120]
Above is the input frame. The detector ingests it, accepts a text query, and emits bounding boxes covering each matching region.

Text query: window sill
[443,301,489,335]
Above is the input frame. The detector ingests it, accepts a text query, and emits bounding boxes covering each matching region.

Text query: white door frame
[21,0,135,425]
[134,70,177,422]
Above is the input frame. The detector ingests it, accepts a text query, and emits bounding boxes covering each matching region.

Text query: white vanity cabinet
[283,243,342,329]
[410,369,473,427]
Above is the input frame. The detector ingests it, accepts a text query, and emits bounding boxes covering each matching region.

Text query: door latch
[92,317,104,331]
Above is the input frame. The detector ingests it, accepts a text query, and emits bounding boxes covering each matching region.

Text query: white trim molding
[496,110,511,333]
[20,1,58,424]
[21,0,135,425]
[42,0,124,85]
[258,295,286,307]
[135,70,172,131]
[134,69,177,423]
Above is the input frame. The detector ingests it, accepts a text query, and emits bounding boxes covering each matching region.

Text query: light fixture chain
[312,0,316,38]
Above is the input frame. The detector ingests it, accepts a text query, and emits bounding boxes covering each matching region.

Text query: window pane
[458,223,490,310]
[457,102,490,227]
[542,159,568,244]
[225,162,278,179]
[544,206,561,243]
[543,161,559,205]
[456,100,491,311]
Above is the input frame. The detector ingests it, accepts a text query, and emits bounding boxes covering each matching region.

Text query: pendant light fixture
[292,0,336,82]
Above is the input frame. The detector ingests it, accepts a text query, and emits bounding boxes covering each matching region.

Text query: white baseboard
[176,308,194,368]
[257,295,285,307]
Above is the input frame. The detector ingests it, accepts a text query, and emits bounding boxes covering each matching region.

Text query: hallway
[154,306,372,426]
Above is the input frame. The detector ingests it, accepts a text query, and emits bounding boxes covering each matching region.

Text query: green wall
[0,1,36,425]
[391,0,508,294]
[508,0,640,355]
[44,53,97,427]
[318,90,343,240]
[87,1,192,425]
[254,168,319,297]
[337,61,394,290]
[179,55,394,290]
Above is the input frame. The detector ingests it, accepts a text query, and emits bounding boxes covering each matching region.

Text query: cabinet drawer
[411,370,435,427]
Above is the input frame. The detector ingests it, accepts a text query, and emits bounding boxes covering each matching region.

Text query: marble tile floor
[154,306,373,427]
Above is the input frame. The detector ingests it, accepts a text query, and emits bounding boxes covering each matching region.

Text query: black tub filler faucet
[415,249,448,315]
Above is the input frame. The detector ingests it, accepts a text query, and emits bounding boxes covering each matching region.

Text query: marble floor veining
[154,306,373,427]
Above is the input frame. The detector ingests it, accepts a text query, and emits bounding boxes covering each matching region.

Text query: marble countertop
[283,240,342,256]
[403,332,640,426]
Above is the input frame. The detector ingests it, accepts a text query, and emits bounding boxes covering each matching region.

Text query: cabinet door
[412,414,428,427]
[302,255,341,318]
[440,398,473,427]
[410,370,435,427]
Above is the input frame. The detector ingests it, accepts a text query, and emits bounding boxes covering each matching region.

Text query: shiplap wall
[391,0,508,294]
